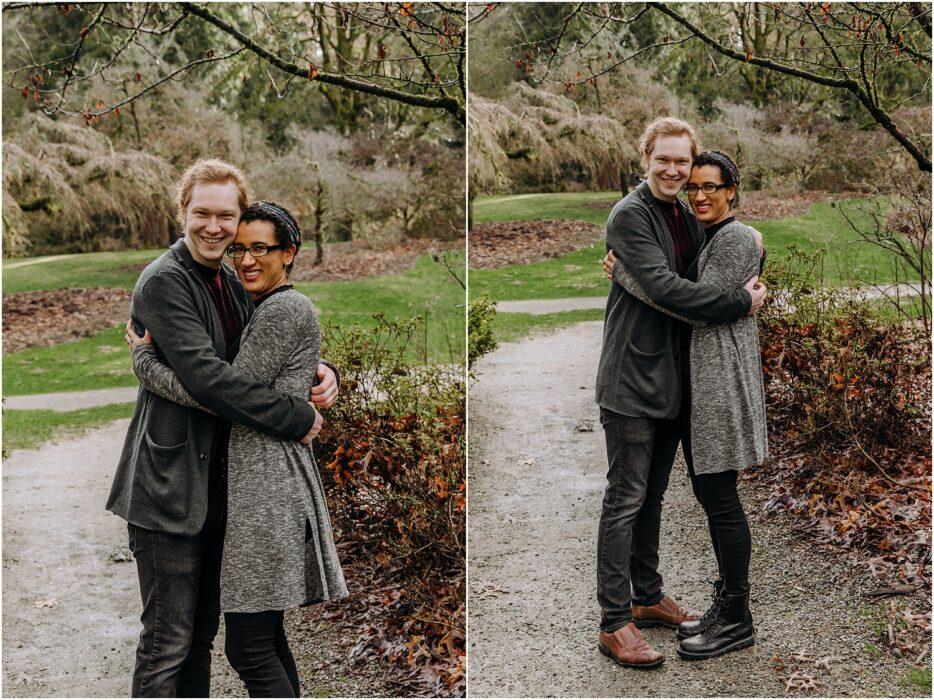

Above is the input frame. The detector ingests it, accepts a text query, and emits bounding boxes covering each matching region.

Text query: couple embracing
[595,117,769,667]
[106,159,347,697]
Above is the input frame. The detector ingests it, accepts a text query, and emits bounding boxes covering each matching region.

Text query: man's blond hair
[638,117,701,166]
[175,159,252,228]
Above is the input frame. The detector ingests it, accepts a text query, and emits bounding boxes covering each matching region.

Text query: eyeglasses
[683,183,731,197]
[225,244,286,259]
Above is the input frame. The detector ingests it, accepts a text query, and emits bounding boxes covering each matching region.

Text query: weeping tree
[469,82,636,195]
[2,114,174,256]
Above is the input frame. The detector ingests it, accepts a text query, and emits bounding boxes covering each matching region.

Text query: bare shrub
[315,316,465,695]
[757,249,931,585]
[834,160,932,334]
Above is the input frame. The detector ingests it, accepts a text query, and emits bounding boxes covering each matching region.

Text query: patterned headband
[703,150,740,186]
[253,201,301,247]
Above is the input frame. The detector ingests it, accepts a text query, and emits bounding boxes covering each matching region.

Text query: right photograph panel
[466,2,932,697]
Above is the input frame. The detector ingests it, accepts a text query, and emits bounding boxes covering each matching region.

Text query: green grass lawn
[471,193,908,301]
[474,191,617,227]
[2,249,164,294]
[2,402,135,454]
[3,326,137,396]
[3,251,465,397]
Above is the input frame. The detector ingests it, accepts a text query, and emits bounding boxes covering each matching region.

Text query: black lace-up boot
[677,591,754,660]
[676,580,723,640]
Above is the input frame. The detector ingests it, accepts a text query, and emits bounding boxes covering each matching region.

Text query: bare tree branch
[179,2,464,124]
[648,2,931,172]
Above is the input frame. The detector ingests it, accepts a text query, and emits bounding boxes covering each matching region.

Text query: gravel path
[3,387,139,411]
[467,321,923,697]
[2,420,394,697]
[494,283,925,316]
[496,297,606,315]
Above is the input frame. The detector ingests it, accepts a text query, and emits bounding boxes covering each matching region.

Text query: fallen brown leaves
[289,239,460,283]
[2,287,131,353]
[312,320,465,697]
[753,296,931,655]
[468,220,602,270]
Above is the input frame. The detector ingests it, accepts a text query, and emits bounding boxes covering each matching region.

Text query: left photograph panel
[1,2,466,697]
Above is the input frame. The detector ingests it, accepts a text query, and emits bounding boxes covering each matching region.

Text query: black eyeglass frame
[683,182,733,197]
[225,244,287,259]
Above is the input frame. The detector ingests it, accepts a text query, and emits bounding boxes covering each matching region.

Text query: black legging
[224,610,299,697]
[679,377,752,596]
[687,464,751,595]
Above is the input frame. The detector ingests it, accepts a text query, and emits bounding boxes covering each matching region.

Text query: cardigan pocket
[137,433,191,518]
[623,343,672,413]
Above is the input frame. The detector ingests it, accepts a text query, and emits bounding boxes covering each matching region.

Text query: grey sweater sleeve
[132,344,211,412]
[610,259,698,325]
[135,272,315,440]
[607,205,751,323]
[132,291,319,417]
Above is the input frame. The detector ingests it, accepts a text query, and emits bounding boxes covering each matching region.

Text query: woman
[605,150,767,660]
[127,201,347,695]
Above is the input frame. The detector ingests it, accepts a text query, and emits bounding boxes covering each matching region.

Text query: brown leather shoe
[632,594,701,630]
[598,623,664,669]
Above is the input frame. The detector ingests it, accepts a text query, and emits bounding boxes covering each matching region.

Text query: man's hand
[300,405,324,445]
[310,363,339,409]
[602,250,617,280]
[744,276,767,316]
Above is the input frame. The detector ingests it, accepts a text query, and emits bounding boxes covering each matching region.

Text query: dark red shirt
[654,197,695,276]
[193,260,244,486]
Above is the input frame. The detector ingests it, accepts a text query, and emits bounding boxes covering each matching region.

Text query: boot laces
[700,594,724,626]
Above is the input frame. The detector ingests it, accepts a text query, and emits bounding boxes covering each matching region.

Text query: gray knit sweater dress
[613,219,769,474]
[132,287,348,612]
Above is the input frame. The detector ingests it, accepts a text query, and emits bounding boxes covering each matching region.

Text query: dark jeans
[687,464,752,596]
[597,404,688,632]
[224,610,299,698]
[128,481,227,697]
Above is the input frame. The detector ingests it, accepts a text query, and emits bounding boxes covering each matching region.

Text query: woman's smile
[231,219,293,298]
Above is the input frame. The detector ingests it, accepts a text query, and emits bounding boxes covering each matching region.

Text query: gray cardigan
[106,239,317,536]
[132,289,348,611]
[595,182,752,419]
[613,219,769,473]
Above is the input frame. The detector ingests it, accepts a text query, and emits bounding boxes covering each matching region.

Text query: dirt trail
[2,420,393,697]
[467,321,922,697]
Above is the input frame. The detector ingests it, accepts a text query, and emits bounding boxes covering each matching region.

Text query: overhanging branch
[180,2,464,124]
[648,2,931,172]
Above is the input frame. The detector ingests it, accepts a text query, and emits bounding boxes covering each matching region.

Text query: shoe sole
[598,643,664,669]
[677,634,755,660]
[633,619,678,630]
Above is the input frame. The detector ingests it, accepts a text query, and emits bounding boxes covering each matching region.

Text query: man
[594,118,767,668]
[106,159,339,696]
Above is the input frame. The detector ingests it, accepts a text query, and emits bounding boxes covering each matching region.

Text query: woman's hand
[124,319,152,349]
[603,250,618,280]
[300,406,324,445]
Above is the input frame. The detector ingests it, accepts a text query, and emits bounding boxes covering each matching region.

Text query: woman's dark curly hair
[239,201,301,275]
[692,150,741,208]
